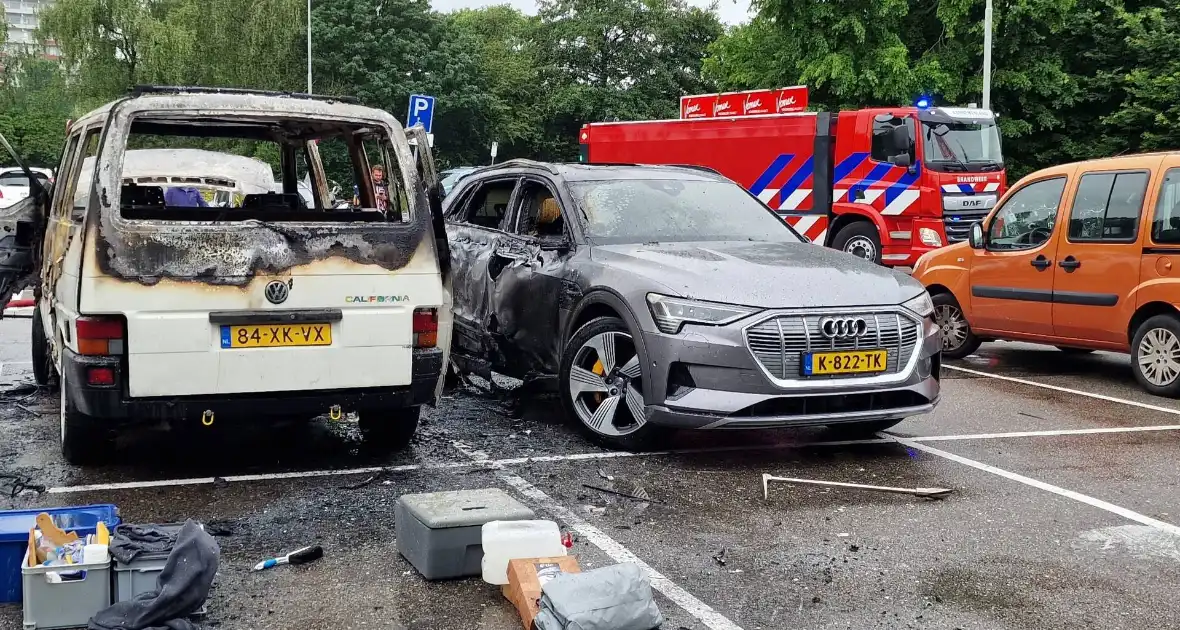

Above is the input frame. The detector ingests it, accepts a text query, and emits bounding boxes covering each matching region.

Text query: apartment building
[3,0,60,58]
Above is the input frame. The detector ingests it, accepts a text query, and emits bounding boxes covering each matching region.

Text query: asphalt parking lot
[2,316,1179,630]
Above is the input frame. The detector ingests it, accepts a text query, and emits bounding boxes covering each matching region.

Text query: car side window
[49,133,83,219]
[456,179,516,230]
[870,116,916,165]
[513,180,566,239]
[1067,171,1148,242]
[1151,168,1180,244]
[986,177,1066,251]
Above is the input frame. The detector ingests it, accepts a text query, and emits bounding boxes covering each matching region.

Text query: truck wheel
[832,222,882,264]
[60,369,112,465]
[933,292,981,359]
[31,307,58,388]
[359,406,420,452]
[560,316,666,452]
[1131,314,1180,397]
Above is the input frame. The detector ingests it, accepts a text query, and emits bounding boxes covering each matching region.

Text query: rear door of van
[80,111,445,400]
[1051,165,1153,345]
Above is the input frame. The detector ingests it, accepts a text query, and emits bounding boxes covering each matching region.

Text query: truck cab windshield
[922,120,1003,172]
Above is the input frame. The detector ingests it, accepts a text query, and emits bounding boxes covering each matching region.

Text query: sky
[430,0,754,25]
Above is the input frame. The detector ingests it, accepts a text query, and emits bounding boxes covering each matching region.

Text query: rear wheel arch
[1128,302,1179,345]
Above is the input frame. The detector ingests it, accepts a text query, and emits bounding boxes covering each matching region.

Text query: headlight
[918,227,943,248]
[646,294,758,334]
[902,292,935,318]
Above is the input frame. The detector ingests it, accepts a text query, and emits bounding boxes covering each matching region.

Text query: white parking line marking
[453,442,744,630]
[944,364,1180,416]
[44,438,888,494]
[887,434,1180,537]
[905,425,1180,442]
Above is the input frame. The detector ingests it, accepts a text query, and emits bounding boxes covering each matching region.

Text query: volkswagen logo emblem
[819,316,868,339]
[264,280,290,305]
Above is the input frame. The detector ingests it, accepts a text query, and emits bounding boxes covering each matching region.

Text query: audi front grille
[745,312,921,380]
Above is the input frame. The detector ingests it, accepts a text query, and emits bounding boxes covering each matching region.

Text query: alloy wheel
[934,304,970,351]
[568,331,646,436]
[1137,327,1180,387]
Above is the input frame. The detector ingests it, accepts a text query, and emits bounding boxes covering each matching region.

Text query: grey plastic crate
[111,522,205,616]
[21,550,111,630]
[111,554,207,617]
[395,488,534,580]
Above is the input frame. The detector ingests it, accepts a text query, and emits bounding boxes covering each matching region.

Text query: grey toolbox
[395,488,534,580]
[21,550,111,630]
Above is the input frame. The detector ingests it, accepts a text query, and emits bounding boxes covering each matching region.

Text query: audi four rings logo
[265,280,290,305]
[820,317,868,339]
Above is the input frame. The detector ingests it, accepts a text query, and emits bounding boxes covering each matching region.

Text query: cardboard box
[502,556,581,630]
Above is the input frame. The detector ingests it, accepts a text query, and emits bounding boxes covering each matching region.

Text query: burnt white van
[0,86,452,464]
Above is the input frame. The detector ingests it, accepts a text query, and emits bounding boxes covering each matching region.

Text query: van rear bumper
[61,347,443,422]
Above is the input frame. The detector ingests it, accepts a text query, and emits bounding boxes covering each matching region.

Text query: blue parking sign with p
[407,94,436,134]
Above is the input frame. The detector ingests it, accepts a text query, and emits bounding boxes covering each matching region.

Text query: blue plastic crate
[0,504,119,603]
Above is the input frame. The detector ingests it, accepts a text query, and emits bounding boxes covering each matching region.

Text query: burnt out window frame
[113,116,409,225]
[49,132,83,221]
[452,176,520,232]
[509,175,570,241]
[1151,167,1180,245]
[1065,168,1149,244]
[59,127,104,223]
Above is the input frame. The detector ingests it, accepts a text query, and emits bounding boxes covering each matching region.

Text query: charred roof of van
[72,86,399,131]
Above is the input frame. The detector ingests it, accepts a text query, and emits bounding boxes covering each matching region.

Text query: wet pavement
[2,317,1179,629]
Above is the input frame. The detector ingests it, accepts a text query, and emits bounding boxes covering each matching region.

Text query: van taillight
[76,317,124,356]
[413,308,438,349]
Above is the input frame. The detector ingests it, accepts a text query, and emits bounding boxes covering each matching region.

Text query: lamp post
[306,0,313,94]
[981,0,991,110]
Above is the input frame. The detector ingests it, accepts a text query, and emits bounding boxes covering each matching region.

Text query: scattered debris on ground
[762,473,953,500]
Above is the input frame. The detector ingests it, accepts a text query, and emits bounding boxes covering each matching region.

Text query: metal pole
[306,0,313,94]
[982,0,993,111]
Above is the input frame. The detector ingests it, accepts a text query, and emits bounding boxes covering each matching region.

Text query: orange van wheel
[1131,314,1180,397]
[932,292,981,359]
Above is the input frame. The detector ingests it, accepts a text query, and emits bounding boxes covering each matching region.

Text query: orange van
[912,152,1180,396]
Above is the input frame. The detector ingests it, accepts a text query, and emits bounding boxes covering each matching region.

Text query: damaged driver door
[0,133,50,309]
[406,126,454,402]
[488,177,572,380]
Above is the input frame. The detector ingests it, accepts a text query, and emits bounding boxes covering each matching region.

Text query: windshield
[441,168,476,195]
[923,121,1003,170]
[570,178,804,244]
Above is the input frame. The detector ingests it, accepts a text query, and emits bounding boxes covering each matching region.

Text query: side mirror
[969,222,985,249]
[538,235,570,253]
[889,154,912,168]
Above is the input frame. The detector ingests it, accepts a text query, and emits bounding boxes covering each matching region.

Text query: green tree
[532,0,724,160]
[441,6,542,165]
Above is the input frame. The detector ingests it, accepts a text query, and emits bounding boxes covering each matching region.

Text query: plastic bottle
[480,520,566,585]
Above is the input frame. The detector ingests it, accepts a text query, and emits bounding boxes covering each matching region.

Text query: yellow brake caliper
[592,359,605,405]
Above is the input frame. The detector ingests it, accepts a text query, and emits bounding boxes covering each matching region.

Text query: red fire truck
[579,88,1007,266]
